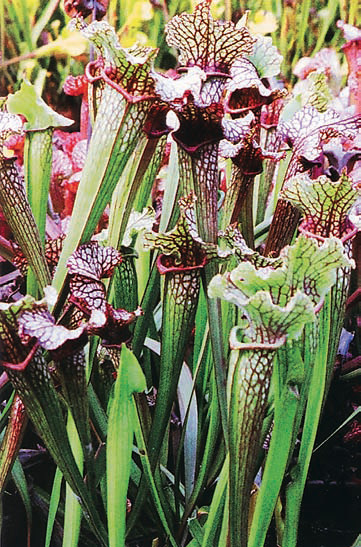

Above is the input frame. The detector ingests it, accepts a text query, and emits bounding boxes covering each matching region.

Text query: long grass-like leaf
[312,0,340,54]
[31,0,60,45]
[180,364,221,531]
[293,0,311,68]
[107,345,146,547]
[177,364,198,503]
[203,267,229,444]
[314,406,361,453]
[11,457,32,547]
[282,298,331,546]
[132,262,160,358]
[200,456,228,547]
[0,391,15,432]
[248,351,302,547]
[63,413,83,547]
[45,467,63,547]
[132,399,179,547]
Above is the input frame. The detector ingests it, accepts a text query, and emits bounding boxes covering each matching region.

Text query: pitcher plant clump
[0,1,360,546]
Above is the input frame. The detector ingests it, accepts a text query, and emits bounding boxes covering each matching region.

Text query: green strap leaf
[63,413,83,547]
[45,467,63,547]
[11,457,32,546]
[107,345,146,547]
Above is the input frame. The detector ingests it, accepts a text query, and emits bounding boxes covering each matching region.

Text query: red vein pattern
[166,0,254,72]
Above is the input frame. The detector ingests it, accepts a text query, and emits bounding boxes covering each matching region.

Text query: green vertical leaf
[63,413,83,547]
[107,345,146,547]
[45,467,63,547]
[11,458,32,547]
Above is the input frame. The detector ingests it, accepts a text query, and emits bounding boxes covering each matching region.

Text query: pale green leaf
[210,236,350,309]
[7,80,73,131]
[245,34,283,79]
[228,291,315,344]
[123,206,155,247]
[282,171,358,238]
